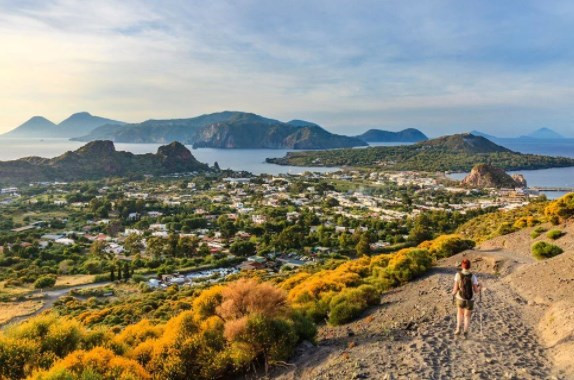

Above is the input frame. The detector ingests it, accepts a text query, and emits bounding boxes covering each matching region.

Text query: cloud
[1,0,574,136]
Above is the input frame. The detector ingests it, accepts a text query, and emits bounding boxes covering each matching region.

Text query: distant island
[266,133,574,171]
[2,112,126,138]
[0,141,209,185]
[471,127,567,141]
[72,111,367,149]
[356,128,428,143]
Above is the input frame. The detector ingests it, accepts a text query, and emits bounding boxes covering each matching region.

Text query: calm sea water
[0,138,337,175]
[1,138,574,186]
[445,139,574,199]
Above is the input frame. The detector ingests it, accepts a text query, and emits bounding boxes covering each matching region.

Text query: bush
[0,336,39,379]
[531,226,547,239]
[531,241,563,260]
[418,234,475,259]
[328,300,365,326]
[328,285,379,325]
[513,216,541,229]
[30,347,150,380]
[34,276,56,289]
[545,193,574,222]
[497,222,516,236]
[546,229,565,240]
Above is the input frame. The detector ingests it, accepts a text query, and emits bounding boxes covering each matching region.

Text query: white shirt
[454,271,479,300]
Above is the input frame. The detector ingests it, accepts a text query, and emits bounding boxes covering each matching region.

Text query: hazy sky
[1,0,574,136]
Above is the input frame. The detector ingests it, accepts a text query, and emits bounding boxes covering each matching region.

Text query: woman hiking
[452,258,481,337]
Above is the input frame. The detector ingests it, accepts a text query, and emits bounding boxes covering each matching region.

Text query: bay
[1,138,574,188]
[0,138,337,176]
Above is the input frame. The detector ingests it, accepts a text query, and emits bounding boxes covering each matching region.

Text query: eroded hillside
[272,223,574,380]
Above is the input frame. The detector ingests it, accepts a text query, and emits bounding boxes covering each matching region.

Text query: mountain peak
[287,120,321,128]
[2,115,56,137]
[524,128,563,139]
[75,140,117,156]
[357,128,428,143]
[156,141,208,171]
[68,111,93,118]
[418,133,511,153]
[76,111,366,149]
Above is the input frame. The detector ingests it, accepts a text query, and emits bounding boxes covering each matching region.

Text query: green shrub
[0,336,40,379]
[531,241,563,260]
[328,301,365,326]
[497,222,516,236]
[546,229,565,240]
[34,276,56,289]
[531,226,547,239]
[328,285,380,325]
[418,234,475,259]
[545,193,574,222]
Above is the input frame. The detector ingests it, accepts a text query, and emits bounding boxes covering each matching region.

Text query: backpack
[458,271,473,300]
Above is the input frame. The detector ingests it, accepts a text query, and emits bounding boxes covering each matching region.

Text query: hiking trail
[271,231,573,380]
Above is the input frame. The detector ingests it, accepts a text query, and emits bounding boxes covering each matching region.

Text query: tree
[34,275,56,289]
[230,241,256,257]
[218,216,237,239]
[124,234,143,255]
[408,214,433,244]
[356,235,371,256]
[177,236,199,257]
[146,236,167,259]
[90,240,106,256]
[233,315,298,376]
[110,266,115,282]
[123,262,131,280]
[198,243,210,256]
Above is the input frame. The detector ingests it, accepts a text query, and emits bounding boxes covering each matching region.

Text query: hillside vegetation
[457,192,574,244]
[267,134,574,171]
[356,128,428,143]
[0,141,210,185]
[0,234,472,379]
[74,111,366,149]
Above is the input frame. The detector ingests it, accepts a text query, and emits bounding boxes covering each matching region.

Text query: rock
[511,174,527,188]
[462,164,523,189]
[300,340,315,349]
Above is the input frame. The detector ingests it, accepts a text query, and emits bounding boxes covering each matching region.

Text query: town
[0,168,543,298]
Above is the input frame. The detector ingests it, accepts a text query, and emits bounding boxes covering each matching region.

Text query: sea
[446,139,574,199]
[0,138,337,176]
[0,138,573,197]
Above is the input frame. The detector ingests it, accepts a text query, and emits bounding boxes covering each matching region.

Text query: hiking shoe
[454,330,461,336]
[463,331,469,339]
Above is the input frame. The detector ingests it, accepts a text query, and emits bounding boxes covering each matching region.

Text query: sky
[1,0,574,137]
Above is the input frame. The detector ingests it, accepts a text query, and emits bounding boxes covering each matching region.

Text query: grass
[0,300,43,324]
[54,275,97,288]
[0,281,33,297]
[12,210,69,225]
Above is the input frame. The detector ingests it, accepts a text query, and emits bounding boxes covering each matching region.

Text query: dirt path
[272,249,563,380]
[0,281,112,328]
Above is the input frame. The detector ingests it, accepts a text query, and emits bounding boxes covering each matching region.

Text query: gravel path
[272,249,563,380]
